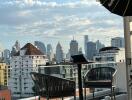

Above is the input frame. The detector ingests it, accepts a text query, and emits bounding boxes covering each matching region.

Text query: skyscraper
[66,49,70,61]
[34,41,46,54]
[56,42,64,63]
[47,44,54,62]
[86,41,96,60]
[78,47,83,54]
[96,40,105,53]
[84,35,89,56]
[111,37,124,48]
[11,40,20,56]
[70,39,78,57]
[2,49,10,64]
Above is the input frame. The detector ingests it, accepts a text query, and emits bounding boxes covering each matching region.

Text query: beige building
[0,62,10,86]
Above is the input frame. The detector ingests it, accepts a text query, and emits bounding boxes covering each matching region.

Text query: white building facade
[94,47,125,66]
[93,47,127,92]
[8,43,47,98]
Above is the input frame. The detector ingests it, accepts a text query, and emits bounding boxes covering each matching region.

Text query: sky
[0,0,124,53]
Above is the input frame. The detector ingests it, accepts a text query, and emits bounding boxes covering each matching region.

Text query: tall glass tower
[84,35,89,57]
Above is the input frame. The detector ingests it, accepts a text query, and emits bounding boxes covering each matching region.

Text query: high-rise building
[56,42,64,63]
[66,49,70,61]
[0,62,9,86]
[78,47,83,54]
[2,49,10,64]
[0,44,3,58]
[9,43,47,98]
[96,40,105,53]
[84,35,89,56]
[34,41,46,54]
[11,40,20,56]
[111,37,124,48]
[70,39,78,57]
[47,44,54,62]
[86,41,96,60]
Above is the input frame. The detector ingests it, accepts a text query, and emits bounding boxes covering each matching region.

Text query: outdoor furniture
[99,0,132,16]
[71,54,94,100]
[30,72,76,100]
[83,67,116,100]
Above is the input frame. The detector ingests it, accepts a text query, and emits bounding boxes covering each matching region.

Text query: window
[95,57,101,61]
[107,57,114,61]
[0,97,5,100]
[14,87,17,89]
[24,87,28,90]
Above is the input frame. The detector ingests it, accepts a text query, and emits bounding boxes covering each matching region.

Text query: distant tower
[56,42,64,63]
[47,44,54,62]
[66,49,70,61]
[34,41,46,54]
[84,35,89,57]
[111,37,124,48]
[70,39,78,57]
[2,49,10,64]
[15,40,20,50]
[86,42,96,60]
[78,47,83,54]
[96,40,105,53]
[11,40,20,56]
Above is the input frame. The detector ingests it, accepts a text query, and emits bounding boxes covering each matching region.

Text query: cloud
[24,0,33,4]
[0,0,123,51]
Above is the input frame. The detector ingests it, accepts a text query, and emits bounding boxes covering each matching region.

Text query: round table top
[99,0,132,16]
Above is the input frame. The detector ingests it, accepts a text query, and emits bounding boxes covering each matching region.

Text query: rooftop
[14,43,44,56]
[99,46,120,52]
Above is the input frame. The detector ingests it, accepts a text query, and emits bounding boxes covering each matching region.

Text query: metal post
[84,85,86,100]
[77,64,83,100]
[93,88,95,100]
[124,17,132,100]
[111,86,113,100]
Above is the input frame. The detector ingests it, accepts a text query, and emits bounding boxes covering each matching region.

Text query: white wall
[115,62,127,92]
[9,55,46,97]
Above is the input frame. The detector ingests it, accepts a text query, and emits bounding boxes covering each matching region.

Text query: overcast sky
[0,0,123,53]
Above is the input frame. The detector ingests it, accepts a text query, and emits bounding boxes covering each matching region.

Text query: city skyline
[0,0,123,52]
[0,36,124,54]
